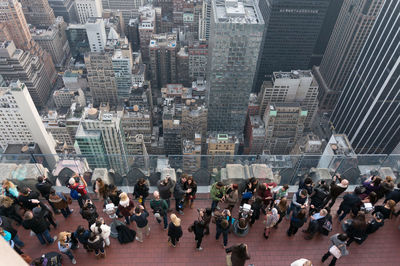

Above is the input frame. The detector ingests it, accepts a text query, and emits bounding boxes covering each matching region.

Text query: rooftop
[214,0,262,24]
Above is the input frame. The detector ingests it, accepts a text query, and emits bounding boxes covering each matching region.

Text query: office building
[75,0,103,24]
[31,17,70,68]
[149,33,178,90]
[182,138,201,174]
[162,98,182,155]
[112,47,133,98]
[85,17,107,53]
[199,0,211,40]
[177,47,191,87]
[0,41,53,107]
[263,103,307,155]
[244,115,265,155]
[127,18,140,52]
[313,0,383,111]
[188,41,207,81]
[53,87,85,108]
[207,133,239,170]
[258,70,319,129]
[20,0,56,28]
[102,0,144,29]
[0,80,57,167]
[48,0,78,23]
[331,0,400,154]
[66,24,90,57]
[75,107,128,174]
[254,0,330,92]
[138,6,156,63]
[207,0,264,134]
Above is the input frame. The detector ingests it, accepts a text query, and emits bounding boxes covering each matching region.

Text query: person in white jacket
[90,218,111,246]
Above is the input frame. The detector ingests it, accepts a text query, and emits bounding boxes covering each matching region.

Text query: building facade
[331,0,400,154]
[75,0,103,24]
[20,0,56,28]
[48,0,78,23]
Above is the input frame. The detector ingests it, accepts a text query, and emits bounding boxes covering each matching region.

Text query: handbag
[322,219,333,232]
[329,245,342,259]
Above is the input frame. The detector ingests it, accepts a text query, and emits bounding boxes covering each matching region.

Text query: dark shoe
[263,233,269,239]
[322,254,329,262]
[304,234,313,240]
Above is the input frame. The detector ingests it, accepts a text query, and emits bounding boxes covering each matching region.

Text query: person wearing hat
[67,174,88,209]
[22,210,57,245]
[366,212,384,234]
[150,191,168,230]
[168,214,182,247]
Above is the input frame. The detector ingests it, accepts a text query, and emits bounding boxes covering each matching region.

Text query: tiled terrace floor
[19,195,400,266]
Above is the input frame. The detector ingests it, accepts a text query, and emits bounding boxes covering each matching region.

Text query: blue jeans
[125,216,130,225]
[62,249,75,261]
[211,200,219,212]
[175,198,183,212]
[36,229,54,245]
[286,203,300,217]
[13,234,24,247]
[216,227,228,246]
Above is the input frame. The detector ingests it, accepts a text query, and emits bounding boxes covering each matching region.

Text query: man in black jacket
[337,187,362,221]
[22,210,57,245]
[309,182,329,215]
[174,175,189,215]
[157,175,175,210]
[18,187,41,210]
[36,176,59,214]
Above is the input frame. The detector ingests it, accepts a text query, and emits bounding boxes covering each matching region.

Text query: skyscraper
[47,0,78,23]
[19,0,56,28]
[313,0,383,111]
[254,0,330,92]
[207,0,264,134]
[331,0,400,154]
[75,0,103,24]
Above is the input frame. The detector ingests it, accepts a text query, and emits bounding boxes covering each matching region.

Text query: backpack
[42,252,62,266]
[322,219,333,235]
[116,225,136,244]
[152,200,165,216]
[70,189,79,200]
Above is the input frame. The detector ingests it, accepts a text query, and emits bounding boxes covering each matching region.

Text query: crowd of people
[0,171,399,266]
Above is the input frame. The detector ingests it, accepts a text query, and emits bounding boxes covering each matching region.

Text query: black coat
[340,193,361,212]
[157,179,174,200]
[133,183,149,199]
[173,180,186,199]
[18,191,41,210]
[310,187,328,209]
[87,235,104,250]
[168,223,183,239]
[191,221,205,238]
[116,225,136,244]
[0,215,17,238]
[80,204,99,223]
[22,208,49,234]
[35,180,53,199]
[385,189,400,203]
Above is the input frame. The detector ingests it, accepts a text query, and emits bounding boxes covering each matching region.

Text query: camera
[239,203,253,219]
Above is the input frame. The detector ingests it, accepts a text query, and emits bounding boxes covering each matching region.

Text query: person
[130,205,150,243]
[32,204,57,229]
[49,188,73,218]
[274,197,288,228]
[0,216,24,247]
[377,176,395,199]
[240,177,258,205]
[321,233,348,266]
[309,182,329,215]
[215,213,230,247]
[17,187,41,210]
[174,175,189,214]
[274,184,289,200]
[287,208,307,236]
[336,187,362,221]
[157,175,175,210]
[80,199,98,227]
[258,182,277,207]
[291,258,312,266]
[1,180,19,199]
[360,175,382,199]
[74,225,91,252]
[87,232,105,259]
[0,227,23,255]
[199,208,212,235]
[106,184,123,217]
[22,211,57,245]
[224,184,239,211]
[371,199,396,220]
[263,208,279,239]
[168,214,183,247]
[90,218,111,247]
[57,232,77,264]
[93,178,107,201]
[385,183,400,204]
[323,173,349,209]
[210,181,226,212]
[303,209,329,240]
[133,178,149,207]
[225,243,250,266]
[299,177,314,195]
[366,212,384,234]
[67,174,88,208]
[250,197,264,226]
[184,176,197,209]
[189,220,206,251]
[0,196,22,224]
[36,176,59,214]
[150,191,168,230]
[343,212,367,246]
[362,191,378,206]
[286,189,308,218]
[118,192,135,225]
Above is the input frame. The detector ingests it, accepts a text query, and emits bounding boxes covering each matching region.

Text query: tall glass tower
[331,0,400,154]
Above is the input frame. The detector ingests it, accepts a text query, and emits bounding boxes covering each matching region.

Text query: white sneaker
[197,247,203,251]
[53,236,58,241]
[71,258,77,264]
[135,237,143,243]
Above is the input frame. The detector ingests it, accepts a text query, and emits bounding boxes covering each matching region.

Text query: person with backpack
[118,192,135,225]
[80,199,98,227]
[130,205,150,243]
[67,174,88,209]
[321,233,348,266]
[57,232,77,264]
[150,191,168,230]
[168,214,183,247]
[87,232,106,259]
[90,218,111,247]
[188,220,206,251]
[49,189,73,218]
